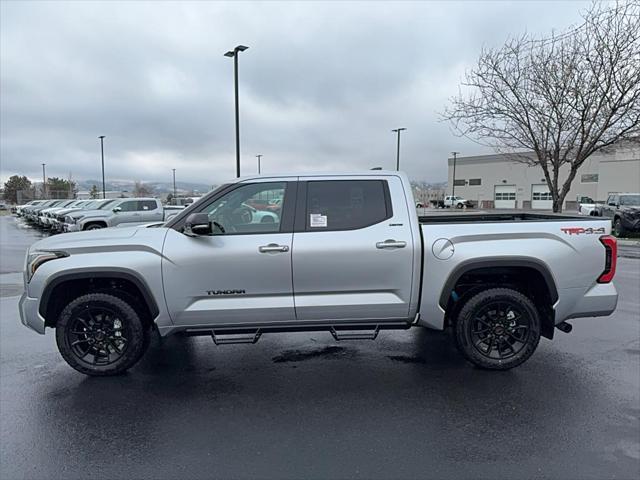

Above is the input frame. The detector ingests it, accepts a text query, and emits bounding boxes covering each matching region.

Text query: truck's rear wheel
[452,287,540,370]
[55,293,149,376]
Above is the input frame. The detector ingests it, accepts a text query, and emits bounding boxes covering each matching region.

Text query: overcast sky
[1,0,591,186]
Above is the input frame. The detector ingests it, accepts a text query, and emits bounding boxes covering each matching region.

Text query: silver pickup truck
[63,197,176,232]
[19,171,618,376]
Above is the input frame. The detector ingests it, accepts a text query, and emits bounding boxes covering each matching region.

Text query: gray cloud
[1,0,590,186]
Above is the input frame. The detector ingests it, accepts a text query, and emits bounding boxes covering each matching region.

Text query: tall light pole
[172,168,177,200]
[451,151,459,197]
[224,45,249,178]
[256,154,262,174]
[391,128,406,171]
[98,136,106,199]
[41,163,46,199]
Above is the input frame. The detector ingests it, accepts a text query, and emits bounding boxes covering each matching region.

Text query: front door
[112,199,141,226]
[292,177,415,322]
[162,181,295,327]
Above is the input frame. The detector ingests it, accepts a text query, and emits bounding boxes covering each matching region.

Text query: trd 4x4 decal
[561,227,606,235]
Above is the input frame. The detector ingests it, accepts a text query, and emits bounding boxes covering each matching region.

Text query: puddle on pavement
[272,345,355,363]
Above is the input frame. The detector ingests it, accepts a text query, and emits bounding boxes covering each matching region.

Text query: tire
[452,287,541,370]
[55,293,150,376]
[613,218,626,237]
[84,223,105,230]
[456,203,464,209]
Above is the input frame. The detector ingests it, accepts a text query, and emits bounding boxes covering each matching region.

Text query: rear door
[291,176,415,322]
[139,200,164,223]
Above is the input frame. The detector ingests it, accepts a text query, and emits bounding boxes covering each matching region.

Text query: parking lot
[0,214,638,479]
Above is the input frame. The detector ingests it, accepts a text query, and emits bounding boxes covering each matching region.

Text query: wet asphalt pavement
[0,215,639,480]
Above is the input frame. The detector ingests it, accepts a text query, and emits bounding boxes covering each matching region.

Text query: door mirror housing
[113,206,122,213]
[184,213,212,236]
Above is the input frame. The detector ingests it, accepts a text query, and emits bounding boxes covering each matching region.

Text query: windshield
[620,195,640,206]
[97,199,117,210]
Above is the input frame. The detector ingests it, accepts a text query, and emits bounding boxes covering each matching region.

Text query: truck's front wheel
[452,288,541,370]
[55,293,150,376]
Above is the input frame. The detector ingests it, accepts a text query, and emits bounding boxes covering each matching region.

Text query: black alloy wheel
[469,301,530,361]
[453,288,541,370]
[56,293,149,376]
[66,305,130,366]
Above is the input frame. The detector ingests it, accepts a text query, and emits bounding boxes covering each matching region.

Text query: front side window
[118,200,139,212]
[305,180,391,231]
[201,182,286,234]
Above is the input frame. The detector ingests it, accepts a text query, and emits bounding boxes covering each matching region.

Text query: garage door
[531,184,553,210]
[494,185,516,209]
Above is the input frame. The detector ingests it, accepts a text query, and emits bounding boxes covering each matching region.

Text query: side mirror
[113,206,122,213]
[184,213,211,236]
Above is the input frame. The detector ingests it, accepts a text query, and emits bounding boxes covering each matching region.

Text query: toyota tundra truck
[19,171,618,376]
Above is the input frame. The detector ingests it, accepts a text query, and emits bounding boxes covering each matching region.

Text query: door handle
[258,244,289,253]
[376,239,407,249]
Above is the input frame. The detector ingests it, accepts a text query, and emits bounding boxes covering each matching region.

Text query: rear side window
[140,200,158,211]
[305,180,392,231]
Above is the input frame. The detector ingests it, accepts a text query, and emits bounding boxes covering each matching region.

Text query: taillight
[597,235,617,283]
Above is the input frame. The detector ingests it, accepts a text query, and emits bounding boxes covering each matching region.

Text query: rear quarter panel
[418,218,612,330]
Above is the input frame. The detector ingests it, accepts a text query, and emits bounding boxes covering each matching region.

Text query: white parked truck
[19,171,618,375]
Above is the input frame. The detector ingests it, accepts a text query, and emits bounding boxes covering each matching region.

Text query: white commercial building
[447,141,640,210]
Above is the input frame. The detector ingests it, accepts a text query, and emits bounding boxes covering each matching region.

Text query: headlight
[65,216,77,224]
[26,251,68,283]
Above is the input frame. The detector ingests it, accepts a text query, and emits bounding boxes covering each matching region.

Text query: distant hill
[76,179,215,195]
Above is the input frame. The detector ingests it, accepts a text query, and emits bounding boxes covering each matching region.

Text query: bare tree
[443,1,640,211]
[133,181,152,197]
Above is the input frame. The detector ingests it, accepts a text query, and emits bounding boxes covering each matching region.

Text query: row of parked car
[16,197,184,233]
[577,192,640,236]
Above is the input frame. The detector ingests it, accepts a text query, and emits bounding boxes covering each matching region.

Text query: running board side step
[182,321,410,343]
[211,329,262,345]
[330,326,380,341]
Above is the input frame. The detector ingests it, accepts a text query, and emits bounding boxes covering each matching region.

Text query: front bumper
[18,292,46,334]
[64,223,79,232]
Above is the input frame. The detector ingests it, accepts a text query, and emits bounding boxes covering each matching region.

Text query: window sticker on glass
[310,213,327,228]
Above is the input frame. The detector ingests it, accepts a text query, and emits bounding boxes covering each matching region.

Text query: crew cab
[63,197,171,231]
[19,172,618,376]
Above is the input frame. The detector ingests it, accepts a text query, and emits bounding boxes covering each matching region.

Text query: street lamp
[451,151,460,197]
[256,154,262,174]
[224,45,249,178]
[41,163,46,199]
[98,136,106,199]
[391,128,406,171]
[172,168,177,200]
